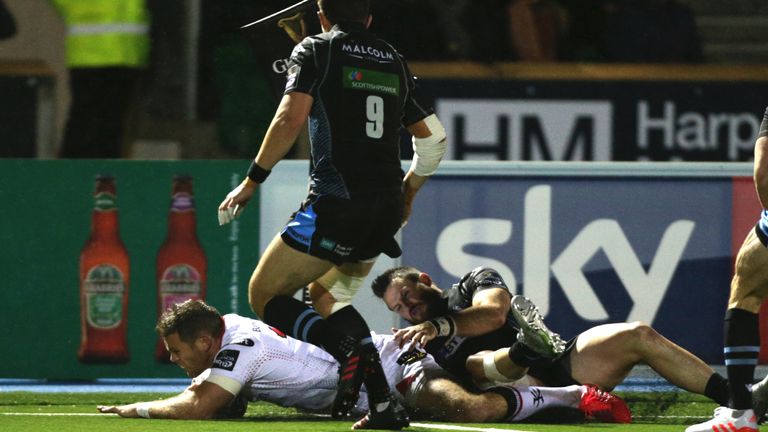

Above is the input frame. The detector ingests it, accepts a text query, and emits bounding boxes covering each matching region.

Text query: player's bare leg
[465,349,529,385]
[248,235,333,317]
[568,322,722,396]
[312,263,409,429]
[250,235,368,419]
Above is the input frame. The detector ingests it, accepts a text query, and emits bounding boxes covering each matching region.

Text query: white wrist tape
[483,352,509,383]
[428,316,456,337]
[136,403,152,419]
[410,114,447,176]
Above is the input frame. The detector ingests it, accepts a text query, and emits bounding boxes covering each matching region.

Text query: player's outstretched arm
[217,91,313,225]
[97,381,235,420]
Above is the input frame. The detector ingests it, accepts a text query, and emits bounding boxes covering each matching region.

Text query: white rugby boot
[684,407,757,432]
[752,373,768,423]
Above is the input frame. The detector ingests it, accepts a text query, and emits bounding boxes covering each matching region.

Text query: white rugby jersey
[198,314,440,413]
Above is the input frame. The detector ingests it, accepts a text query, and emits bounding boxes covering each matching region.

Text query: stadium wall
[0,159,760,379]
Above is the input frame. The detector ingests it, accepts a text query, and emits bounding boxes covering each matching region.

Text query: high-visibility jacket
[52,0,150,68]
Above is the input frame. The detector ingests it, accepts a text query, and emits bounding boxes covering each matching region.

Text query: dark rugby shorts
[280,193,404,265]
[527,337,580,387]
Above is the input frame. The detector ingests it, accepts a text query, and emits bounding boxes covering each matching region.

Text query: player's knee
[626,321,660,346]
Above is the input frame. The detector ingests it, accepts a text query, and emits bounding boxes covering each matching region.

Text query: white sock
[505,384,583,421]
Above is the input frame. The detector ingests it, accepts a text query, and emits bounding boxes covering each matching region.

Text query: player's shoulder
[464,267,508,290]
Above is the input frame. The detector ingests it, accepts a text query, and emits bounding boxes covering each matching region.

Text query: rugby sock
[262,295,357,363]
[486,386,521,421]
[490,385,583,421]
[327,306,394,409]
[505,385,583,421]
[508,341,544,367]
[704,372,729,406]
[723,308,760,409]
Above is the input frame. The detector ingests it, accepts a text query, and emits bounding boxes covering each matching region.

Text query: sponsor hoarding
[421,79,768,162]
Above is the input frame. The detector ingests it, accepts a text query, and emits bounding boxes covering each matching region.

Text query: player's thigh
[729,228,768,311]
[568,323,642,389]
[250,235,334,299]
[312,261,376,316]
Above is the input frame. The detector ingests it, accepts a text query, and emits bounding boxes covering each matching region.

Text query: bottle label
[84,264,125,329]
[94,192,117,212]
[160,264,202,310]
[170,192,194,213]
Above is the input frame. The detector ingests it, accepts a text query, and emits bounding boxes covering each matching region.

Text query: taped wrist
[428,316,456,337]
[136,403,151,419]
[246,161,271,183]
[760,107,768,138]
[410,114,447,176]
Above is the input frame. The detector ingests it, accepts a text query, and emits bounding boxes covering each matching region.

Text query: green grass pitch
[0,391,722,431]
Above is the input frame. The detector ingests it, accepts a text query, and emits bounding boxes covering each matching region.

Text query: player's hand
[351,413,370,429]
[391,322,437,348]
[218,178,257,225]
[97,404,141,418]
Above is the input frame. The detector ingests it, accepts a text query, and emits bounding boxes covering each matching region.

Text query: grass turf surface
[0,391,721,431]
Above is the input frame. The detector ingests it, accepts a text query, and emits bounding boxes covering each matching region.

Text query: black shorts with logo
[527,337,580,387]
[280,192,404,265]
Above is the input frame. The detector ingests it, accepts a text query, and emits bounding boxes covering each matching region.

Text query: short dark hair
[371,266,420,298]
[155,300,223,343]
[318,0,370,24]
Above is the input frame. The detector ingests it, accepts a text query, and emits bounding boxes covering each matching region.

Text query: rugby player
[217,0,446,427]
[97,300,631,426]
[368,266,739,410]
[685,108,768,431]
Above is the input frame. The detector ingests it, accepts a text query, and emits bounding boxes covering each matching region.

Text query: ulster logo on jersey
[396,349,427,365]
[213,349,240,371]
[233,338,255,347]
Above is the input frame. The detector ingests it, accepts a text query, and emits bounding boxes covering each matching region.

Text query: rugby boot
[578,384,632,424]
[684,407,757,432]
[352,396,410,430]
[752,373,768,423]
[510,295,566,358]
[331,346,365,419]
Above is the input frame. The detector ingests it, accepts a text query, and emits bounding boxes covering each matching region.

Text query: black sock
[262,295,356,363]
[487,386,521,420]
[704,372,730,406]
[723,308,759,409]
[327,306,393,407]
[508,342,543,367]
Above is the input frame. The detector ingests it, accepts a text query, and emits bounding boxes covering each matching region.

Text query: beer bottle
[155,174,207,362]
[78,174,130,363]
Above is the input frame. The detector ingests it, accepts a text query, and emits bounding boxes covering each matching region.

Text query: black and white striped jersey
[285,22,434,199]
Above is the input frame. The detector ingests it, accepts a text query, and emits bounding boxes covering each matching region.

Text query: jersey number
[366,95,384,139]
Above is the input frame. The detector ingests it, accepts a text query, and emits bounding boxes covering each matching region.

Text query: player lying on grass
[364,265,768,413]
[97,299,631,426]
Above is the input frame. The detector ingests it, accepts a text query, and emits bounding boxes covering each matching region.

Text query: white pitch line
[1,413,110,416]
[411,422,533,432]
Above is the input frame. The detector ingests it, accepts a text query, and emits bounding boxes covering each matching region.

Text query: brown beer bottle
[78,174,130,363]
[155,174,207,362]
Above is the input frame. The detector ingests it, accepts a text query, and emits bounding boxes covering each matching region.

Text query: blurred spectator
[0,0,16,39]
[370,0,447,60]
[427,0,472,59]
[52,0,151,158]
[507,0,569,61]
[558,0,611,61]
[198,1,317,158]
[602,0,703,63]
[461,0,515,61]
